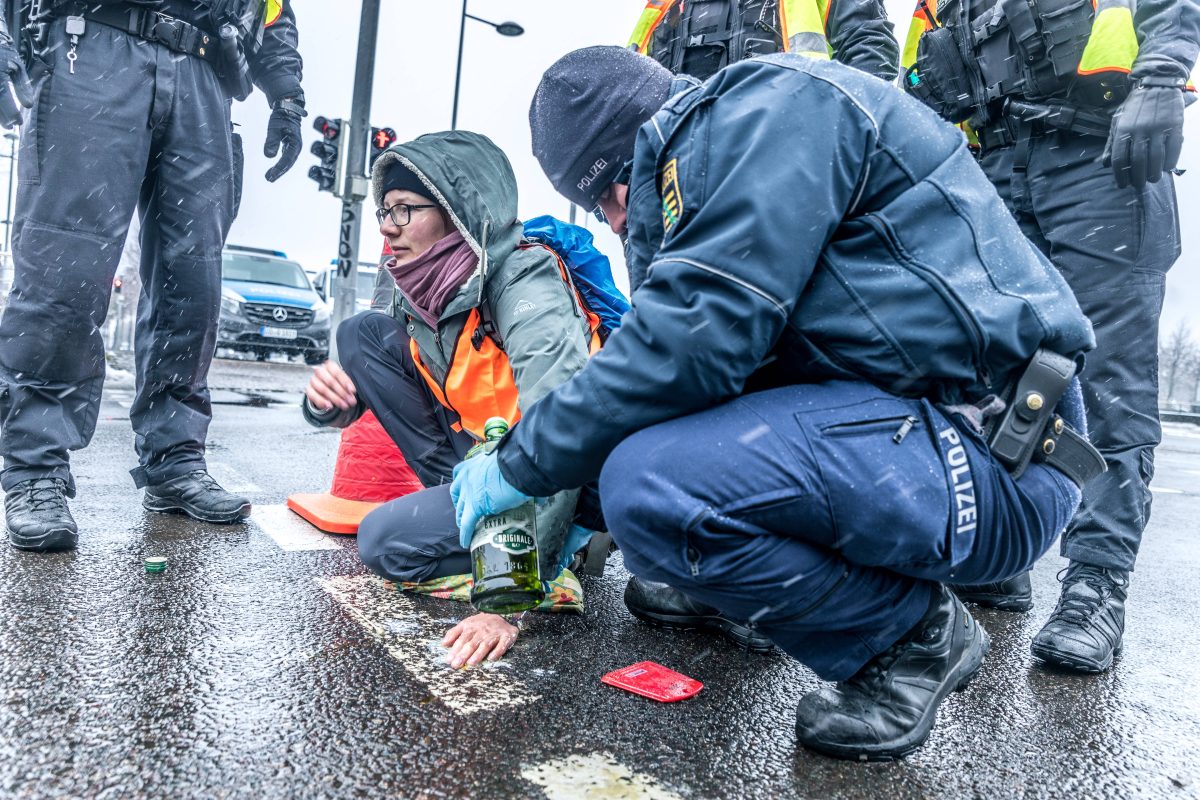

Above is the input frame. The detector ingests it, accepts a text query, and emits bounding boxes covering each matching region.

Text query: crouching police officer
[901,0,1198,672]
[451,47,1106,761]
[0,0,304,551]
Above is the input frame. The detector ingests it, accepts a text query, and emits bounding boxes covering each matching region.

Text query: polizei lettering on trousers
[939,427,977,536]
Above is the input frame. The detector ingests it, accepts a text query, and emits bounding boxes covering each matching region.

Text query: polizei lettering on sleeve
[938,427,977,537]
[576,158,608,194]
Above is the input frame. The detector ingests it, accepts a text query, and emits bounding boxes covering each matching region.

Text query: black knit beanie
[381,161,434,203]
[529,46,672,208]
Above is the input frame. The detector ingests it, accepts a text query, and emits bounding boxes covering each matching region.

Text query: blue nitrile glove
[558,524,596,572]
[451,450,531,549]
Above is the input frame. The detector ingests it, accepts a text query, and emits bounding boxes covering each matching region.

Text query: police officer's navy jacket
[158,0,302,104]
[497,55,1095,497]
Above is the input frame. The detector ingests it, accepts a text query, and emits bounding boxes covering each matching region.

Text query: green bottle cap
[482,417,510,441]
[144,556,168,573]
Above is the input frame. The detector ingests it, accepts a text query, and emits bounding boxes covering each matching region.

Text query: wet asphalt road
[1,357,1198,799]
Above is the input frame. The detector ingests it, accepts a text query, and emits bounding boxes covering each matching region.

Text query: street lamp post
[450,1,524,130]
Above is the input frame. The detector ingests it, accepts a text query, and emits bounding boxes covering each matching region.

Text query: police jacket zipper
[861,214,993,389]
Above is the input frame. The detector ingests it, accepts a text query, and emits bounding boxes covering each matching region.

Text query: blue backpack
[523,215,630,337]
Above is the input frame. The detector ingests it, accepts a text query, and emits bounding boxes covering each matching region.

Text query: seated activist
[301,130,602,668]
[449,47,1107,760]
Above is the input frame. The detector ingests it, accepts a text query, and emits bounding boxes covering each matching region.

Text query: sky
[228,0,1199,340]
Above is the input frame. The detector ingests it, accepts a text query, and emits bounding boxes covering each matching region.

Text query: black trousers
[0,19,236,491]
[979,131,1179,572]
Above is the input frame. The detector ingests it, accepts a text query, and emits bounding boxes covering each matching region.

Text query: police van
[218,245,331,364]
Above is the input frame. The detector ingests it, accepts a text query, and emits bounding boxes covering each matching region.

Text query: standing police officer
[901,0,1198,672]
[453,46,1105,760]
[628,0,899,82]
[0,0,304,551]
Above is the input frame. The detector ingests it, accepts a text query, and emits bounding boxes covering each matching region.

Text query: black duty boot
[1030,562,1127,673]
[951,571,1033,612]
[143,470,251,524]
[5,478,79,552]
[795,585,989,761]
[624,577,773,653]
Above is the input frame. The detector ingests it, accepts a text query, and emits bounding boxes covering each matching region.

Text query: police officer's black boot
[5,478,79,552]
[623,577,773,653]
[143,470,251,524]
[1030,562,1127,673]
[951,571,1033,612]
[795,585,989,761]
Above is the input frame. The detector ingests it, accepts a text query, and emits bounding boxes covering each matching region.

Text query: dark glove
[0,32,34,130]
[1102,85,1185,190]
[263,97,306,182]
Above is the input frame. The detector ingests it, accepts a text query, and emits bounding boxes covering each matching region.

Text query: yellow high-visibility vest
[903,0,1148,83]
[628,0,835,63]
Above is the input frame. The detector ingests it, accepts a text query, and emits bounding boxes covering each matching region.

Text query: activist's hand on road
[0,32,34,130]
[264,98,306,182]
[451,451,531,548]
[305,360,357,412]
[443,613,519,668]
[1103,85,1185,190]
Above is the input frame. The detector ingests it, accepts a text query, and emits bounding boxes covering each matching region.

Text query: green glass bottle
[468,417,545,614]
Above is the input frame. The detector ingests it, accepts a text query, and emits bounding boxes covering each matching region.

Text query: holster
[216,23,253,101]
[987,348,1106,487]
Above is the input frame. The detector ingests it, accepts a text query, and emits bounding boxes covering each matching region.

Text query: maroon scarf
[386,230,478,328]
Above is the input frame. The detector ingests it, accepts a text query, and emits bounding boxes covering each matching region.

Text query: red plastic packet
[601,661,704,702]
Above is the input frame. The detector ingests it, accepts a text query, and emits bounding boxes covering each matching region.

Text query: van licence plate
[260,326,298,340]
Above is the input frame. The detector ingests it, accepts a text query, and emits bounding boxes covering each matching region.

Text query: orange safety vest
[409,244,602,440]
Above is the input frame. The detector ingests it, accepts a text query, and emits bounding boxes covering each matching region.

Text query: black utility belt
[987,348,1106,488]
[975,99,1113,152]
[77,7,219,63]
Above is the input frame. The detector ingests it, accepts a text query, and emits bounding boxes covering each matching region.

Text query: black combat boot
[143,470,251,524]
[795,585,989,761]
[1030,562,1127,673]
[5,478,79,552]
[624,577,774,653]
[951,571,1033,612]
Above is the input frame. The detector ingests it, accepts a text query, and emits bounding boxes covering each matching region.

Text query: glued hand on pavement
[443,613,519,668]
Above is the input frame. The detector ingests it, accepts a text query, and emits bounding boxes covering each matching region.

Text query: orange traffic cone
[288,411,423,534]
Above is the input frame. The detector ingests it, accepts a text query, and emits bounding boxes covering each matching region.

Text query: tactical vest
[408,244,602,441]
[902,0,1144,120]
[628,0,831,80]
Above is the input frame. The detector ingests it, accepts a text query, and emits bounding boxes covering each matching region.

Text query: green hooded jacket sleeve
[486,247,591,411]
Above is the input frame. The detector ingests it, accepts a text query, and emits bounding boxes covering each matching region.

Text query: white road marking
[207,461,262,494]
[317,574,541,715]
[251,504,342,551]
[522,753,685,800]
[1150,487,1184,495]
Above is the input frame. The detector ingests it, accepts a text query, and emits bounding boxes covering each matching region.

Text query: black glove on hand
[1103,85,1185,190]
[0,32,34,130]
[264,97,306,182]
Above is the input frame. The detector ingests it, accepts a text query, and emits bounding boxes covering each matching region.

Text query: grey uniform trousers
[0,18,237,492]
[979,130,1180,572]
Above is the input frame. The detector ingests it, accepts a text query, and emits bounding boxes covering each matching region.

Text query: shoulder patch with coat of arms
[265,0,283,26]
[661,158,682,233]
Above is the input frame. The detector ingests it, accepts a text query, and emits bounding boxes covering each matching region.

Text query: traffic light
[308,116,343,194]
[369,125,397,169]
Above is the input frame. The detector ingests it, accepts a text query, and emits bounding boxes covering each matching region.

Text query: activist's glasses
[376,203,438,228]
